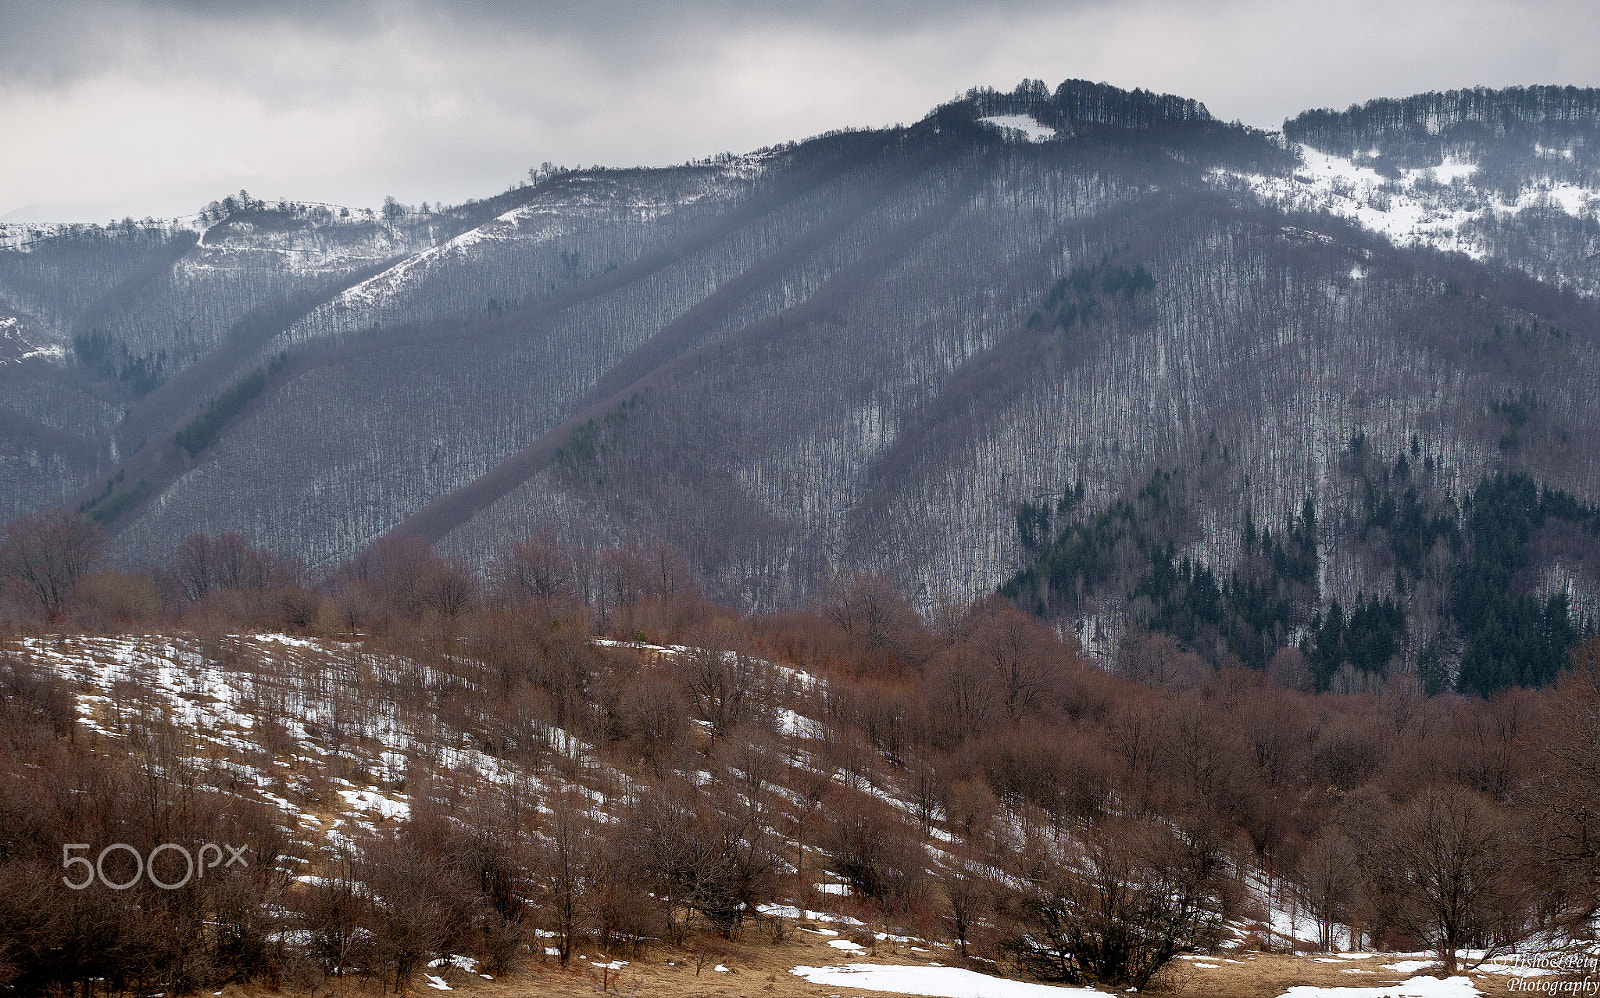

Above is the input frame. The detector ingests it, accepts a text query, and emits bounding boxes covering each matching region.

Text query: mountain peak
[933,78,1216,136]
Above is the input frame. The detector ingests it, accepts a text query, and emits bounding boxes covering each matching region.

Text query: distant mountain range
[4,79,1599,687]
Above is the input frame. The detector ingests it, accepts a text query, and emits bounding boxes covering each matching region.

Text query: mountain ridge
[4,79,1600,688]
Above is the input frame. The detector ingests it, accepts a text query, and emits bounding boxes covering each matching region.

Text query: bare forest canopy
[1285,85,1600,178]
[6,511,1600,993]
[4,78,1600,693]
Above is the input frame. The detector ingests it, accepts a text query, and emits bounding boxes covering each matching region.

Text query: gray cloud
[0,0,1083,81]
[3,0,1598,221]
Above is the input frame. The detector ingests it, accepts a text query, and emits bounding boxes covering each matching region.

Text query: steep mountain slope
[4,80,1600,669]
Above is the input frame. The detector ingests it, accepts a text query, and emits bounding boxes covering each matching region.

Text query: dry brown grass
[1158,952,1527,997]
[212,929,1548,998]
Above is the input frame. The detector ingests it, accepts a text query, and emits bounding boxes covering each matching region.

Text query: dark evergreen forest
[1005,455,1599,695]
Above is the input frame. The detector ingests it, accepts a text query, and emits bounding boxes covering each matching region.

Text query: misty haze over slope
[3,79,1600,675]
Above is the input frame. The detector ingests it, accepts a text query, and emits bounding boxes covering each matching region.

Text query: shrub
[1000,819,1225,989]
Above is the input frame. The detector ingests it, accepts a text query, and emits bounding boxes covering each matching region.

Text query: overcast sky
[3,0,1598,222]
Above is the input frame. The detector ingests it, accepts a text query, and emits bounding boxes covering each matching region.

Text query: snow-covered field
[793,963,1105,997]
[790,963,1492,998]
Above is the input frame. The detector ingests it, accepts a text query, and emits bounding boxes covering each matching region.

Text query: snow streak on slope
[310,204,544,319]
[0,315,64,366]
[283,156,773,345]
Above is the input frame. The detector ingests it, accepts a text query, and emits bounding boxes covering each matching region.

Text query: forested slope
[3,80,1600,690]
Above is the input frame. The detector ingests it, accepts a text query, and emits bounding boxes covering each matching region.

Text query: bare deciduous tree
[1296,827,1361,952]
[494,529,575,603]
[1002,819,1224,990]
[818,571,919,655]
[1385,787,1520,975]
[1,508,103,618]
[674,642,779,738]
[936,850,995,959]
[1526,635,1600,933]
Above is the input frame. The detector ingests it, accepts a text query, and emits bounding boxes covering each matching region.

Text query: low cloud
[3,0,1597,220]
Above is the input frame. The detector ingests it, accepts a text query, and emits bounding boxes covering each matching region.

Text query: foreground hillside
[2,550,1599,996]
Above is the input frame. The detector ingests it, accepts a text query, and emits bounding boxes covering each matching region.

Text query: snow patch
[979,115,1057,143]
[1420,159,1477,184]
[1273,976,1482,997]
[1540,183,1596,217]
[792,963,1106,997]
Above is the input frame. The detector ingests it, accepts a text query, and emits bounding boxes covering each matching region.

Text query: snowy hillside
[1217,143,1600,282]
[0,612,1579,996]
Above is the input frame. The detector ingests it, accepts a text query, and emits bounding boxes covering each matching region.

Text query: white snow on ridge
[1216,143,1599,261]
[0,224,64,252]
[1241,145,1483,256]
[0,218,208,254]
[979,114,1057,143]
